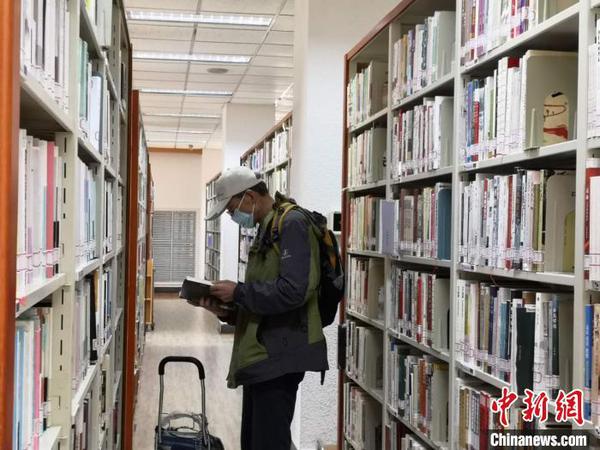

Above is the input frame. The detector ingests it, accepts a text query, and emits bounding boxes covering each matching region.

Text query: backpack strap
[270,202,298,255]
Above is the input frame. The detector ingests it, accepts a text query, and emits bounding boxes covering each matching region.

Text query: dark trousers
[241,372,305,450]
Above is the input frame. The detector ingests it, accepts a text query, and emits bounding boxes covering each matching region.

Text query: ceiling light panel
[140,88,233,97]
[150,129,213,134]
[144,113,220,119]
[133,51,251,64]
[127,10,273,27]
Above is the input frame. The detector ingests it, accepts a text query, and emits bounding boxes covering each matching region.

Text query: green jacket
[224,201,329,388]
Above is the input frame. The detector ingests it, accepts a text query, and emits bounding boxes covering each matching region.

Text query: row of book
[265,128,291,167]
[346,321,384,391]
[588,18,600,139]
[389,268,450,353]
[462,51,577,164]
[387,347,449,445]
[347,257,384,322]
[587,159,600,290]
[455,280,573,395]
[347,127,386,187]
[397,184,452,260]
[344,382,382,450]
[116,184,123,251]
[16,132,62,297]
[72,391,93,450]
[347,61,387,127]
[266,167,288,196]
[13,307,52,450]
[460,0,568,66]
[459,170,576,273]
[391,97,453,179]
[20,0,70,112]
[348,195,384,253]
[391,11,455,104]
[385,424,428,450]
[76,159,98,269]
[104,181,114,254]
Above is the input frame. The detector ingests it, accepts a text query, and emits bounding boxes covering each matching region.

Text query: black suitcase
[155,356,225,450]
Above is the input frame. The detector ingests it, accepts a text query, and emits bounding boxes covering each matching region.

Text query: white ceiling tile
[181,96,230,107]
[187,72,243,84]
[257,44,293,57]
[185,81,239,91]
[133,60,190,73]
[271,15,294,32]
[194,28,266,44]
[251,55,293,68]
[192,42,259,55]
[264,30,293,46]
[140,94,185,108]
[132,38,194,53]
[134,71,188,82]
[281,0,294,15]
[179,118,221,128]
[230,97,276,104]
[134,79,187,90]
[188,63,247,75]
[200,0,282,14]
[141,105,183,115]
[128,23,194,40]
[246,65,293,77]
[125,0,198,11]
[236,84,286,94]
[241,74,293,85]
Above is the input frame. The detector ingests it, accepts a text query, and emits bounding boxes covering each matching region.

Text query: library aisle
[133,294,241,450]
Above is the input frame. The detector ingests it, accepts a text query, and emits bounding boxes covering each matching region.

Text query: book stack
[456,280,573,394]
[16,131,62,297]
[462,51,577,164]
[589,19,600,139]
[391,11,455,104]
[387,345,449,445]
[13,307,52,450]
[20,0,71,112]
[460,1,571,66]
[389,268,450,352]
[348,257,385,321]
[266,167,288,196]
[348,127,386,187]
[104,181,114,254]
[459,170,576,273]
[347,61,388,126]
[78,39,106,153]
[391,97,453,179]
[348,195,382,252]
[385,424,428,450]
[346,322,384,390]
[396,183,452,260]
[344,382,382,449]
[76,159,98,269]
[72,276,96,391]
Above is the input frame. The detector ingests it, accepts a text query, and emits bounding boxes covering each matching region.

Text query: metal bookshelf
[238,112,293,283]
[0,0,135,448]
[340,1,593,449]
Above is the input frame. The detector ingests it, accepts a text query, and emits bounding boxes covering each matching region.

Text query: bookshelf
[144,169,155,331]
[205,173,222,282]
[238,112,293,283]
[340,0,596,448]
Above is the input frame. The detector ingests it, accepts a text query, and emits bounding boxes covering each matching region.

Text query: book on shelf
[116,184,123,250]
[385,423,429,450]
[16,131,62,298]
[392,96,453,179]
[14,306,53,450]
[346,321,384,390]
[266,167,288,196]
[589,18,600,139]
[244,147,265,172]
[389,267,450,353]
[460,0,572,66]
[347,61,388,126]
[397,183,452,260]
[387,346,449,444]
[583,302,600,425]
[347,257,385,322]
[72,275,97,392]
[104,180,114,254]
[455,280,573,395]
[459,170,575,273]
[348,126,386,187]
[72,393,92,450]
[462,51,577,164]
[586,158,600,289]
[344,382,382,449]
[391,11,455,104]
[265,127,291,167]
[20,0,70,112]
[102,267,113,344]
[348,195,383,253]
[76,158,98,269]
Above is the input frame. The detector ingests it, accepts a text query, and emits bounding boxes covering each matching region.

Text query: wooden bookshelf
[340,0,594,448]
[238,112,293,283]
[205,172,222,282]
[0,1,136,449]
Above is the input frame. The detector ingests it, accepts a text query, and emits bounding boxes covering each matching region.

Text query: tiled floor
[133,294,242,449]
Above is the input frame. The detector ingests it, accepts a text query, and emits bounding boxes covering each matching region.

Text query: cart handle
[158,356,205,379]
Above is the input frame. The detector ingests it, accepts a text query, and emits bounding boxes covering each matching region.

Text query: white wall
[220,103,275,281]
[291,1,399,448]
[149,151,204,277]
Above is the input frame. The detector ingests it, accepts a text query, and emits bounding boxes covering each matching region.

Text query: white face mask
[231,192,255,228]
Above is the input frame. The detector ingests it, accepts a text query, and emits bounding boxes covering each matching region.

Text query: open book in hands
[179,277,235,311]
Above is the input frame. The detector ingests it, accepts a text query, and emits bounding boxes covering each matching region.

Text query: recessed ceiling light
[127,10,273,27]
[151,130,212,135]
[207,67,229,74]
[144,113,221,119]
[134,51,250,64]
[140,88,232,97]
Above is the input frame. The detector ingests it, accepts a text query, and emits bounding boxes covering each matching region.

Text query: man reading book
[195,166,328,450]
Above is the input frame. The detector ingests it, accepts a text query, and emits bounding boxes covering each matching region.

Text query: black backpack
[270,192,345,327]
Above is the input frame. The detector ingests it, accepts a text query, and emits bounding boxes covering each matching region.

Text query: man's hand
[210,280,237,303]
[187,297,230,317]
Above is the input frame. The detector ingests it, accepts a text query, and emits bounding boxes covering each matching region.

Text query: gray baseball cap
[205,166,259,220]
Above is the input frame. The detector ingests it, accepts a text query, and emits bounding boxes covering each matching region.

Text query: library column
[291,0,398,448]
[220,103,274,281]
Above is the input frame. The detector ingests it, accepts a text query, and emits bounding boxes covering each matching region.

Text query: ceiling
[124,0,294,149]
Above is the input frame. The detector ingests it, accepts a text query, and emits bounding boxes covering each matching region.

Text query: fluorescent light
[140,88,232,97]
[127,10,272,27]
[134,51,251,64]
[151,130,212,135]
[144,113,221,119]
